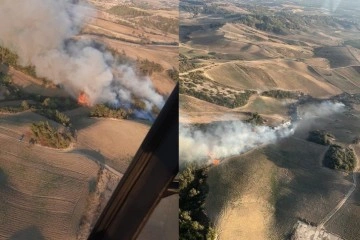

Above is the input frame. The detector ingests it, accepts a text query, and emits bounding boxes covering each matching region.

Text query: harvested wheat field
[0,115,100,240]
[206,60,342,98]
[73,117,149,173]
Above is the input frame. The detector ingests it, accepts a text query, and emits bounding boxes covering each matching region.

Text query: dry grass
[73,117,149,173]
[0,115,99,240]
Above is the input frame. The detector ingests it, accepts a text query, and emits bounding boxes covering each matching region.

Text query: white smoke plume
[298,101,345,120]
[322,0,343,12]
[180,120,295,163]
[179,101,345,164]
[0,0,164,110]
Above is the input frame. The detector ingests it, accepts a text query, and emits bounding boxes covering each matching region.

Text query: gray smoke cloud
[180,120,295,163]
[322,0,343,12]
[298,101,345,120]
[0,0,164,110]
[180,101,345,164]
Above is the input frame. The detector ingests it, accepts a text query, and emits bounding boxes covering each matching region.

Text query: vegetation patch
[30,121,74,149]
[36,109,71,127]
[261,89,301,99]
[344,39,360,49]
[180,76,255,109]
[0,46,47,80]
[245,112,265,125]
[167,68,179,82]
[179,165,216,240]
[180,54,196,72]
[307,130,335,146]
[138,16,178,34]
[90,104,131,119]
[323,144,357,172]
[137,58,164,76]
[0,168,8,188]
[108,5,151,17]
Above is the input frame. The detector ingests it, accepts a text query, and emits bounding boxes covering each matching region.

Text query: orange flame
[78,91,90,106]
[212,159,220,165]
[208,152,220,166]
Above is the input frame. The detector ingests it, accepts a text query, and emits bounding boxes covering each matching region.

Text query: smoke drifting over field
[298,101,345,120]
[322,0,342,12]
[180,121,295,163]
[180,101,345,164]
[0,0,164,110]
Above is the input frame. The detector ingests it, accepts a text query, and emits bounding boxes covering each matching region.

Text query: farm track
[313,145,358,239]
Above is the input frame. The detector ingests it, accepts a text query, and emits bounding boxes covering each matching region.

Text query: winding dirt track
[313,146,358,239]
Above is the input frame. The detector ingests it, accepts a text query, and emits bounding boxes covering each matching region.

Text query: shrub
[179,165,217,240]
[108,5,151,17]
[261,89,300,99]
[245,112,265,125]
[21,100,30,110]
[30,121,73,149]
[307,130,335,145]
[167,68,179,82]
[137,58,164,76]
[90,104,130,119]
[323,144,357,172]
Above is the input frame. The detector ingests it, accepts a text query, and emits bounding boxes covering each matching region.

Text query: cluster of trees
[344,39,360,49]
[108,5,151,17]
[0,74,74,125]
[235,14,298,35]
[261,89,300,99]
[0,100,31,113]
[179,165,216,240]
[132,97,147,111]
[0,167,7,187]
[180,54,196,72]
[137,58,164,76]
[138,16,179,35]
[0,72,24,100]
[323,144,357,172]
[0,72,11,85]
[180,79,255,109]
[0,46,39,79]
[233,12,358,35]
[90,104,130,119]
[167,68,179,82]
[30,121,73,149]
[36,109,71,127]
[307,130,335,145]
[245,112,265,125]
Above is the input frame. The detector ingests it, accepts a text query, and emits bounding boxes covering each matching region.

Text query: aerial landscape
[179,0,360,239]
[0,0,177,239]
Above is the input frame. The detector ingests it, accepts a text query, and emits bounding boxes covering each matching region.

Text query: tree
[179,165,217,240]
[21,100,30,110]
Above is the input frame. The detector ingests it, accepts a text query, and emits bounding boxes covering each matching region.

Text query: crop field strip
[0,120,99,239]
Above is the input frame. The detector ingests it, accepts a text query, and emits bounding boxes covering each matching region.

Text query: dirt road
[313,145,358,239]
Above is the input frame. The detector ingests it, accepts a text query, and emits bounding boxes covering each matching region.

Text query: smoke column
[180,101,345,164]
[0,0,164,110]
[180,120,295,163]
[322,0,343,12]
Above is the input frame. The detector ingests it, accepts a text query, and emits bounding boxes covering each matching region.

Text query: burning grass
[78,92,90,106]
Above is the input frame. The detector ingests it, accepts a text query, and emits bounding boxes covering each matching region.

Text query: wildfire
[212,159,220,165]
[208,152,220,166]
[78,91,90,106]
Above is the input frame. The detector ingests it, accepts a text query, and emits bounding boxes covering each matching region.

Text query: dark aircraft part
[88,84,179,240]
